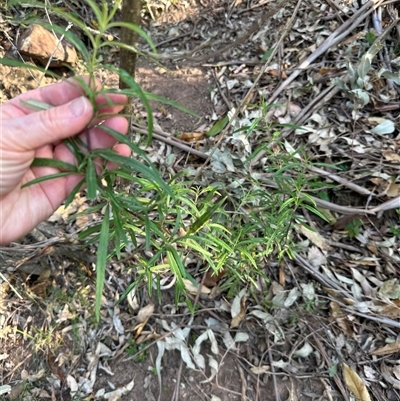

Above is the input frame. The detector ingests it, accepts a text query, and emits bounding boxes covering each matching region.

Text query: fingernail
[69,96,89,117]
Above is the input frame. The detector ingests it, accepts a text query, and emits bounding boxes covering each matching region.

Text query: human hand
[0,77,130,245]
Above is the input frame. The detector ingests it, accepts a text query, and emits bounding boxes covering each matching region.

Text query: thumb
[9,96,93,151]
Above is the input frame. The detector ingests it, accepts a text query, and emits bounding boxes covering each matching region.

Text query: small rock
[17,24,77,67]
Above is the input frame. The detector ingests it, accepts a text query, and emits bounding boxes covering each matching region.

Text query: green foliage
[345,219,362,239]
[365,31,377,45]
[2,0,334,322]
[125,339,149,361]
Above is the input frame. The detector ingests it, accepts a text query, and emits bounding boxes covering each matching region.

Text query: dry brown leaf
[372,298,400,318]
[371,342,400,356]
[386,183,400,198]
[383,151,400,162]
[136,304,154,324]
[177,132,205,142]
[47,354,66,383]
[342,363,371,401]
[203,269,227,288]
[330,301,354,336]
[230,295,246,329]
[133,304,155,338]
[29,268,51,297]
[333,215,364,231]
[279,260,286,286]
[266,69,288,79]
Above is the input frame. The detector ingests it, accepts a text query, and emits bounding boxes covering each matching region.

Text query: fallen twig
[267,0,385,104]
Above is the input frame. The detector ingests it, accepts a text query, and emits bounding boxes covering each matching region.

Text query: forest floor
[1,0,400,400]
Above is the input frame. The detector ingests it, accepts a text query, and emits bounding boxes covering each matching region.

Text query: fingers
[3,76,127,118]
[5,96,94,152]
[5,77,96,114]
[53,115,129,164]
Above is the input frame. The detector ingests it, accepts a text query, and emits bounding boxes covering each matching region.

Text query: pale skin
[0,77,130,245]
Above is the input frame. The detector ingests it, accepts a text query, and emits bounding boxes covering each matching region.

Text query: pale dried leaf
[67,375,78,395]
[381,362,400,389]
[298,225,331,250]
[48,194,86,223]
[307,246,326,267]
[364,366,377,380]
[136,304,154,323]
[201,356,218,383]
[182,278,211,294]
[56,304,75,323]
[234,332,249,343]
[127,287,139,311]
[208,329,219,354]
[370,120,395,134]
[21,368,45,381]
[293,342,313,358]
[284,287,300,307]
[379,279,400,299]
[231,289,246,318]
[383,151,400,162]
[0,385,11,396]
[251,366,270,374]
[222,331,235,350]
[386,183,400,198]
[101,378,135,400]
[113,308,124,335]
[342,363,371,401]
[393,365,400,381]
[272,360,289,369]
[301,283,315,301]
[230,294,246,328]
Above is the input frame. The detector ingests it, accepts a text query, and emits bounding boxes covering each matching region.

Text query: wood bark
[119,0,141,123]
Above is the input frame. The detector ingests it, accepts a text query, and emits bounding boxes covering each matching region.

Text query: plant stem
[119,0,141,125]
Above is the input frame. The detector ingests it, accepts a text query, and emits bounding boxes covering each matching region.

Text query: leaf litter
[2,0,400,400]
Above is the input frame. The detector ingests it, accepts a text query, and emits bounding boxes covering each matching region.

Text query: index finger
[4,76,100,114]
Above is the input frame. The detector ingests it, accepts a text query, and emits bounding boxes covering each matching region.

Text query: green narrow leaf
[166,247,186,286]
[97,125,151,161]
[86,158,98,200]
[105,65,154,142]
[111,202,129,257]
[145,92,200,118]
[78,222,102,240]
[0,57,60,78]
[31,157,78,172]
[187,197,226,235]
[83,0,104,30]
[206,116,229,137]
[97,151,173,196]
[95,204,110,322]
[261,48,274,62]
[64,178,85,207]
[21,172,74,188]
[64,138,84,165]
[20,99,53,111]
[107,22,157,53]
[144,215,151,251]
